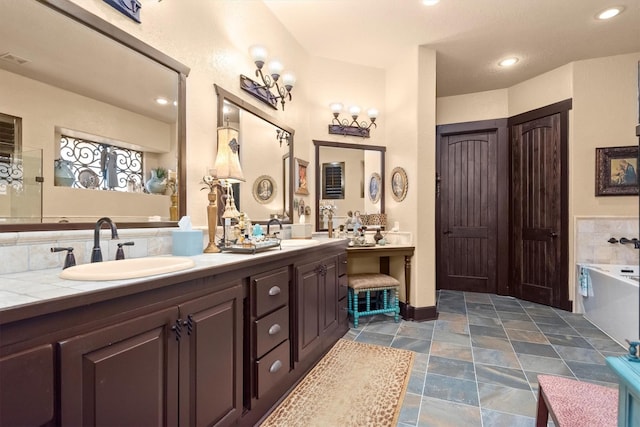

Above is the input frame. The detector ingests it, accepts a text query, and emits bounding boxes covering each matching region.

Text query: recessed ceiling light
[422,0,440,6]
[498,57,519,67]
[155,97,169,105]
[596,6,624,20]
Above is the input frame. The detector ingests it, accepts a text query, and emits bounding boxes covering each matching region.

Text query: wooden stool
[347,273,400,328]
[536,375,618,427]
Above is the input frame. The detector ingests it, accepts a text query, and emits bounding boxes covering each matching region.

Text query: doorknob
[549,231,558,238]
[443,230,452,235]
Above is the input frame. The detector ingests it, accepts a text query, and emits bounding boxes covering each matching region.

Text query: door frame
[435,119,510,296]
[508,99,572,310]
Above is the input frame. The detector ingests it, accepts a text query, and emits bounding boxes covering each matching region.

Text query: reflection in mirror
[215,85,294,224]
[314,140,385,232]
[0,0,189,231]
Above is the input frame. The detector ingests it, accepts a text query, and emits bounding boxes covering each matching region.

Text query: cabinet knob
[269,360,283,373]
[268,286,281,296]
[268,324,281,335]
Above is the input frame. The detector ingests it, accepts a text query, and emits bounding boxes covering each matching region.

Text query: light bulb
[249,45,268,65]
[597,7,623,20]
[267,60,283,78]
[330,103,343,114]
[349,105,361,116]
[498,57,519,67]
[367,108,379,119]
[282,73,296,91]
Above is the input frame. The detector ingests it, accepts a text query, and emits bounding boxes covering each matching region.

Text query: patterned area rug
[259,338,414,427]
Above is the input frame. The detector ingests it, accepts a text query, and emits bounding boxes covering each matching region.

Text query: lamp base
[203,242,220,253]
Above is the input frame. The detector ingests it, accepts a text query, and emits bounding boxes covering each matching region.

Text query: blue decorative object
[103,0,142,23]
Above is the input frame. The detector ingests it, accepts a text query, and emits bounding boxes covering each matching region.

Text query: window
[0,112,21,164]
[322,162,344,199]
[59,135,143,191]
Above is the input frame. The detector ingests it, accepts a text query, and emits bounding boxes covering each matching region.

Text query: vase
[54,159,75,187]
[145,169,167,194]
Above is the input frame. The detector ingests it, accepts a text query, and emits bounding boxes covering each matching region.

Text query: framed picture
[252,175,277,204]
[390,167,408,202]
[368,172,381,203]
[595,146,639,196]
[295,158,309,195]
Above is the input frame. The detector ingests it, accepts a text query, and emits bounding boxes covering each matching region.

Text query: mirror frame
[0,0,190,232]
[214,85,295,224]
[313,140,386,231]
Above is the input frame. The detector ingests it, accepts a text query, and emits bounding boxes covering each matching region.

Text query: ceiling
[262,0,640,97]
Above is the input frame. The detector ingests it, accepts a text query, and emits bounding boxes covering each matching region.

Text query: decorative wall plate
[252,175,277,204]
[78,169,99,189]
[368,172,381,203]
[391,167,408,202]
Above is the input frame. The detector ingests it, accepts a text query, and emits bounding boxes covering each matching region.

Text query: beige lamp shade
[214,126,245,182]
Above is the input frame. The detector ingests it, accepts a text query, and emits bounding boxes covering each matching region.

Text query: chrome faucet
[91,217,119,263]
[267,218,282,237]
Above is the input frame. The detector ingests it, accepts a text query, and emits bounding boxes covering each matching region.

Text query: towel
[578,266,594,297]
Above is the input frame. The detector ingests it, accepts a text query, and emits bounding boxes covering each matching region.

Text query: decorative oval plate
[78,168,99,189]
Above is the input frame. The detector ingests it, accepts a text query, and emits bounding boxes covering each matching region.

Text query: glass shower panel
[0,148,42,223]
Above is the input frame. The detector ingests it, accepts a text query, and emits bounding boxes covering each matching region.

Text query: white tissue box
[291,223,312,239]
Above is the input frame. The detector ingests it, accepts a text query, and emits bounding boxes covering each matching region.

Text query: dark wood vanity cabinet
[58,283,243,427]
[0,241,347,427]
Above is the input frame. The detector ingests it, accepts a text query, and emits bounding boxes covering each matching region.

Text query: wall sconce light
[276,129,290,147]
[328,103,378,138]
[240,45,296,111]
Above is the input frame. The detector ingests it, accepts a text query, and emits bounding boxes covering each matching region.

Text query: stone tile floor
[342,290,626,427]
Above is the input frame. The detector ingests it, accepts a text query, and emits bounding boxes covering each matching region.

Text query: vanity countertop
[0,238,347,323]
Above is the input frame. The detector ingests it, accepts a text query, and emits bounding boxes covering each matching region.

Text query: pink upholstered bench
[536,375,618,427]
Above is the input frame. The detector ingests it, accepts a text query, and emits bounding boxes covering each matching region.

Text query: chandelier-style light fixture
[240,45,295,111]
[328,103,378,138]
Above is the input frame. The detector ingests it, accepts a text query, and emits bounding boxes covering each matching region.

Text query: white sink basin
[280,239,321,247]
[60,256,196,281]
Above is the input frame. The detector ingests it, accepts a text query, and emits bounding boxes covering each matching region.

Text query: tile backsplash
[575,216,639,265]
[0,228,175,275]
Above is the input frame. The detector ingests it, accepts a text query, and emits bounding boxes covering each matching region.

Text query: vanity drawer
[253,267,289,317]
[338,252,348,276]
[338,274,348,300]
[255,306,289,359]
[256,340,290,399]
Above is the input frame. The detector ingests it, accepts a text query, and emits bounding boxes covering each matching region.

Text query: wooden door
[510,101,570,309]
[436,120,508,294]
[178,283,243,427]
[59,307,179,427]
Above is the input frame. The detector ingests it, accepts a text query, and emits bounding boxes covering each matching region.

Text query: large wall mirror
[313,140,385,231]
[215,85,294,224]
[0,0,189,231]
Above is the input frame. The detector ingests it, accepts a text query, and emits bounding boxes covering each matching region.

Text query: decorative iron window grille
[0,113,23,191]
[322,162,345,199]
[59,135,143,191]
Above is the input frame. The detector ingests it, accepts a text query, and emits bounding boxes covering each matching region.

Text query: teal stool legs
[347,286,400,328]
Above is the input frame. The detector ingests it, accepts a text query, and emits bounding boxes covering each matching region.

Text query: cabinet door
[296,256,337,362]
[321,259,338,335]
[0,344,54,426]
[296,259,322,362]
[178,283,243,427]
[59,307,179,427]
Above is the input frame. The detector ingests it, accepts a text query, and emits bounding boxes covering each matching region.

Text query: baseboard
[400,302,438,322]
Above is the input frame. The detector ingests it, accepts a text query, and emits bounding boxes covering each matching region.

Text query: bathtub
[576,263,639,347]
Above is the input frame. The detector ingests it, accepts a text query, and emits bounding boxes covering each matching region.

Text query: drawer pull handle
[268,324,282,335]
[269,360,282,373]
[268,286,281,296]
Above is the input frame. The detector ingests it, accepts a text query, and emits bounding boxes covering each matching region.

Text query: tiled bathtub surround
[575,216,639,265]
[0,228,175,275]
